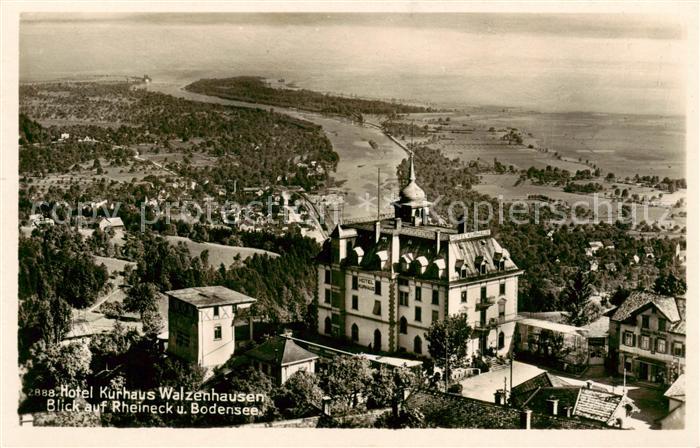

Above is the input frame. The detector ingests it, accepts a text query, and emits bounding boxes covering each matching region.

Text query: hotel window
[499,301,506,319]
[331,292,341,308]
[351,295,358,310]
[325,269,331,284]
[351,324,359,342]
[656,339,667,354]
[324,289,331,304]
[415,307,422,322]
[214,325,222,341]
[461,291,467,303]
[432,290,439,305]
[658,318,666,332]
[673,342,685,358]
[415,287,422,302]
[372,300,382,316]
[352,275,358,290]
[432,310,439,322]
[624,332,634,346]
[399,291,409,306]
[213,306,219,317]
[374,280,382,296]
[642,315,649,329]
[640,335,650,350]
[460,267,467,279]
[481,286,487,300]
[399,317,407,334]
[499,282,506,295]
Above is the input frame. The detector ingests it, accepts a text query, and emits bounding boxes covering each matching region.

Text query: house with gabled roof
[244,335,319,385]
[608,291,685,385]
[658,374,685,429]
[512,374,638,428]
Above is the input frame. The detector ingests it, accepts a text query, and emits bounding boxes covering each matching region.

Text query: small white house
[98,217,125,231]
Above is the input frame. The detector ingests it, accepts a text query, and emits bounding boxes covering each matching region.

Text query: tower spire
[409,151,416,183]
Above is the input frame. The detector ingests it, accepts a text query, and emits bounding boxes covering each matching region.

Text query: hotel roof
[165,286,256,308]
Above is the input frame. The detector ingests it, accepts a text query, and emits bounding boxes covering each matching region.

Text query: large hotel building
[316,156,523,358]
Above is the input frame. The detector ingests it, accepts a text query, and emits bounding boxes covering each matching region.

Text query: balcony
[473,318,499,332]
[476,296,497,310]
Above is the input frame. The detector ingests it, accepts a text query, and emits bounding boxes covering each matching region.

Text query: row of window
[623,331,684,357]
[641,315,667,332]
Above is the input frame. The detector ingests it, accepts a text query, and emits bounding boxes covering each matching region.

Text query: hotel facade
[316,156,522,358]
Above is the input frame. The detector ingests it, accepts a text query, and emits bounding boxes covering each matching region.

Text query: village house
[98,216,125,231]
[316,155,522,359]
[510,373,638,428]
[608,291,685,385]
[658,374,685,429]
[165,286,256,368]
[244,334,319,385]
[28,213,54,228]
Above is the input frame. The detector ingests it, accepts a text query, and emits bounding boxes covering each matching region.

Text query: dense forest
[185,76,429,119]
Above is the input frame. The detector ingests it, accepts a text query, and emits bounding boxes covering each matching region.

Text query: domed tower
[393,152,431,226]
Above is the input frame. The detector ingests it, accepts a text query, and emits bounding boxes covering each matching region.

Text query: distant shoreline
[18,74,685,120]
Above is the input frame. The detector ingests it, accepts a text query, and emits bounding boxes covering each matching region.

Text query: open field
[473,174,685,230]
[418,108,684,180]
[164,235,279,268]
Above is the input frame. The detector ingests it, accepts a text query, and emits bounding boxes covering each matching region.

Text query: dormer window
[480,263,487,275]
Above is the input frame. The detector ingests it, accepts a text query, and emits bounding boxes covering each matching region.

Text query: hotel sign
[358,277,375,291]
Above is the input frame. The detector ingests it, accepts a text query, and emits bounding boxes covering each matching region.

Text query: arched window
[324,316,332,334]
[351,323,359,342]
[498,331,505,350]
[399,316,408,334]
[374,329,382,351]
[414,335,422,354]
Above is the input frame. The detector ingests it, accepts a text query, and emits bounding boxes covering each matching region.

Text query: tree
[318,355,372,408]
[609,286,631,307]
[653,273,687,296]
[424,313,472,385]
[560,270,596,327]
[21,340,92,412]
[123,282,159,317]
[366,365,420,409]
[273,371,323,419]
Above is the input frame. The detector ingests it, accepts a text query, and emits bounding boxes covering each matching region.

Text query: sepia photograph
[1,1,698,446]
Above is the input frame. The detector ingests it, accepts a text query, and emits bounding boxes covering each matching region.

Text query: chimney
[375,221,381,243]
[520,409,532,430]
[395,217,402,230]
[321,396,332,416]
[457,215,468,233]
[494,389,504,406]
[546,397,559,416]
[562,406,573,418]
[586,380,593,390]
[436,230,441,253]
